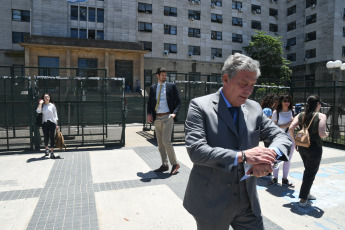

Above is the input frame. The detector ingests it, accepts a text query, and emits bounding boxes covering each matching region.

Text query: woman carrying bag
[269,94,295,187]
[289,95,328,207]
[36,93,59,159]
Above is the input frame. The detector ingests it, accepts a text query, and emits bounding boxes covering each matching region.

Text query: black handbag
[36,113,42,127]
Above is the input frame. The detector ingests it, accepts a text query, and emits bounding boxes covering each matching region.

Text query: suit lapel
[213,91,238,136]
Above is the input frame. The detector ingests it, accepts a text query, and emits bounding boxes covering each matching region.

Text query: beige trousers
[154,114,177,166]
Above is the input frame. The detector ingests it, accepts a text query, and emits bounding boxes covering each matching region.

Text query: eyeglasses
[282,100,290,103]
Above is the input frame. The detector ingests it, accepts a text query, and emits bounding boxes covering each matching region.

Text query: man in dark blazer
[183,53,292,229]
[147,67,181,175]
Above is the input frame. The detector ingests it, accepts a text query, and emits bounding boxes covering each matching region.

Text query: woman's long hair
[40,93,54,104]
[302,95,321,127]
[276,94,293,113]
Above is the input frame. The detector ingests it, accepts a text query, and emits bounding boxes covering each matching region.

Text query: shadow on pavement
[26,155,63,163]
[136,131,158,146]
[283,202,324,218]
[137,171,171,182]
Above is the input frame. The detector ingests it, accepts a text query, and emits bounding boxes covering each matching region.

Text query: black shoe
[268,178,278,185]
[50,153,56,159]
[282,178,295,188]
[45,149,49,156]
[154,165,169,172]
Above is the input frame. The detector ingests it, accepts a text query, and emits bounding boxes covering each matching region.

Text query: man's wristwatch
[241,150,247,164]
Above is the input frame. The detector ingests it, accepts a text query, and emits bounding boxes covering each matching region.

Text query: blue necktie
[229,107,239,131]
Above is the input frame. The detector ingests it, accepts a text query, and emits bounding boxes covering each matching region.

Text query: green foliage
[243,31,292,80]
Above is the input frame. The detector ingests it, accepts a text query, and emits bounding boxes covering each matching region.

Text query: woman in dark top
[289,95,328,207]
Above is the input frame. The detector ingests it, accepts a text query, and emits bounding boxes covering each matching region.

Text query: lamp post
[326,60,344,140]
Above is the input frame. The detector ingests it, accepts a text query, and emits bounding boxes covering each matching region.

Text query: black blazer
[147,82,181,121]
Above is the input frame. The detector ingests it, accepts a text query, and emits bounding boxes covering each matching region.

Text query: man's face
[157,72,167,83]
[222,70,257,107]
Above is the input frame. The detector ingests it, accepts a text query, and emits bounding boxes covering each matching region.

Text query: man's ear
[222,74,229,83]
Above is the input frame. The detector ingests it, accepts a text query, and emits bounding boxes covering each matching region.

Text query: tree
[243,31,292,80]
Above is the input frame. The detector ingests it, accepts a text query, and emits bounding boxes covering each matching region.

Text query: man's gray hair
[221,53,261,80]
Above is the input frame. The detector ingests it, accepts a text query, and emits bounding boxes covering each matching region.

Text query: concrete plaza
[0,124,344,230]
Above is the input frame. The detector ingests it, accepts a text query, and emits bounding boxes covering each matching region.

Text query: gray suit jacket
[183,89,291,224]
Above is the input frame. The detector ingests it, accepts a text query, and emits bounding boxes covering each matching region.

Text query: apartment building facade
[1,0,345,87]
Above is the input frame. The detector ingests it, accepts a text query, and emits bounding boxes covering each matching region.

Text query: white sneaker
[299,200,312,207]
[307,194,316,200]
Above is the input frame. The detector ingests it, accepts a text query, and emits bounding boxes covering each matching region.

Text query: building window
[211,31,222,40]
[305,49,316,59]
[164,25,177,35]
[251,5,261,14]
[269,8,278,17]
[71,6,78,20]
[97,30,104,40]
[251,21,261,30]
[12,9,30,22]
[97,9,104,23]
[269,24,278,32]
[287,5,296,16]
[188,28,201,38]
[80,7,87,21]
[232,17,243,27]
[138,22,152,32]
[305,75,315,87]
[164,43,177,53]
[342,46,345,57]
[12,32,29,43]
[232,34,243,43]
[343,28,345,37]
[287,53,296,62]
[232,50,242,55]
[88,8,95,22]
[211,0,222,7]
[286,37,296,48]
[287,21,296,31]
[88,30,95,39]
[188,10,201,20]
[305,31,316,42]
[211,48,222,58]
[306,0,317,8]
[78,58,98,77]
[79,29,87,39]
[71,28,78,38]
[188,46,201,55]
[38,57,59,76]
[306,14,317,25]
[164,6,177,17]
[138,3,152,14]
[140,41,152,51]
[211,13,223,23]
[232,1,242,10]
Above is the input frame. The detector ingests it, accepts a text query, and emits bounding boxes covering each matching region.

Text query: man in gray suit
[184,53,292,230]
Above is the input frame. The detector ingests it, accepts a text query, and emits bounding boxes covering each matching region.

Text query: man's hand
[56,126,59,131]
[247,164,273,177]
[147,114,153,124]
[169,113,176,119]
[244,146,277,165]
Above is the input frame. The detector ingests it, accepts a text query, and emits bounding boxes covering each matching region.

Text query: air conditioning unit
[189,17,194,21]
[164,24,169,29]
[163,50,169,56]
[190,0,195,5]
[211,55,216,60]
[195,0,200,5]
[311,4,316,8]
[252,10,256,14]
[211,34,215,39]
[211,3,215,8]
[188,53,193,58]
[304,57,308,61]
[256,9,261,14]
[238,8,243,12]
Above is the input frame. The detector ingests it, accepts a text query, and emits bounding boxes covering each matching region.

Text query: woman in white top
[36,93,59,159]
[268,94,295,187]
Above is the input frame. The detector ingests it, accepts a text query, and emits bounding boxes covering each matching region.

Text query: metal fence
[143,73,345,147]
[0,72,126,152]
